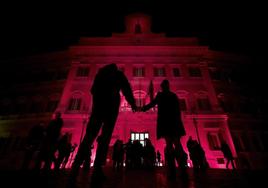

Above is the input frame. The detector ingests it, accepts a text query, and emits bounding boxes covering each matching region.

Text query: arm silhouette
[142,93,159,112]
[119,71,137,112]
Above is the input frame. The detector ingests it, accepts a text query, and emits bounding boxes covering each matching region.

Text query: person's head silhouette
[160,79,170,92]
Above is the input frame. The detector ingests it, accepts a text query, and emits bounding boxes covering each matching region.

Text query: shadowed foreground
[0,167,266,188]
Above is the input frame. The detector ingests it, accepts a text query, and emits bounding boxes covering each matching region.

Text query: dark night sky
[0,1,266,62]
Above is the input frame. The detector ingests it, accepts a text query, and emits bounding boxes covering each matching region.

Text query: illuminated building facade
[0,14,267,169]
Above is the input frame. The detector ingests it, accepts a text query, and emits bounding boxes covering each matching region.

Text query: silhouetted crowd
[21,112,77,170]
[0,63,239,185]
[112,138,158,171]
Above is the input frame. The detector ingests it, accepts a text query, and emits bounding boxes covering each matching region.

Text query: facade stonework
[0,14,267,169]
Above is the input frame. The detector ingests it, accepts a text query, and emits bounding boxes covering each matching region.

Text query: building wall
[0,13,267,169]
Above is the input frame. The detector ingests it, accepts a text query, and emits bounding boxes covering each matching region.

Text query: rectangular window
[68,98,81,111]
[76,67,90,77]
[131,132,149,147]
[217,158,225,164]
[207,133,221,150]
[153,67,166,77]
[189,67,202,77]
[197,98,211,111]
[133,67,145,77]
[173,68,181,77]
[231,133,243,152]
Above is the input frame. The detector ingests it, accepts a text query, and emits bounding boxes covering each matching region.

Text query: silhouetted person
[112,139,124,171]
[156,150,161,166]
[143,138,156,169]
[124,139,133,170]
[187,136,208,171]
[187,136,199,170]
[71,63,137,180]
[67,143,78,168]
[82,144,94,171]
[21,122,45,170]
[35,112,63,170]
[132,140,143,169]
[141,79,187,180]
[220,141,235,169]
[55,133,72,170]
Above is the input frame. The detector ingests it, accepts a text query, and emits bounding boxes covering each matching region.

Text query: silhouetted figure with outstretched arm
[70,63,137,181]
[221,141,236,169]
[141,79,188,180]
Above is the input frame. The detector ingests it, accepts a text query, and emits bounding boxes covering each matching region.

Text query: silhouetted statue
[220,141,236,169]
[142,79,187,180]
[71,63,137,180]
[21,122,45,170]
[35,112,63,170]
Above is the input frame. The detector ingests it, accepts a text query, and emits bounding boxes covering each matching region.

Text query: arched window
[176,91,189,112]
[134,90,147,108]
[67,92,83,111]
[135,23,142,34]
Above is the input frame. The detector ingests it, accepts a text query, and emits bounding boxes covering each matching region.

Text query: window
[173,68,181,77]
[68,98,82,111]
[189,67,202,77]
[130,132,149,146]
[207,133,221,150]
[209,68,221,80]
[133,67,145,77]
[217,158,225,164]
[76,67,90,77]
[135,98,145,107]
[46,100,58,112]
[197,98,211,111]
[232,133,243,152]
[153,67,166,77]
[179,98,187,111]
[135,24,142,34]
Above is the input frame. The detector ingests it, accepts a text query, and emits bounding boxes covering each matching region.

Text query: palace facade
[0,13,267,169]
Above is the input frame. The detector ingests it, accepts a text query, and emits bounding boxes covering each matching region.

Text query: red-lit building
[0,14,267,169]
